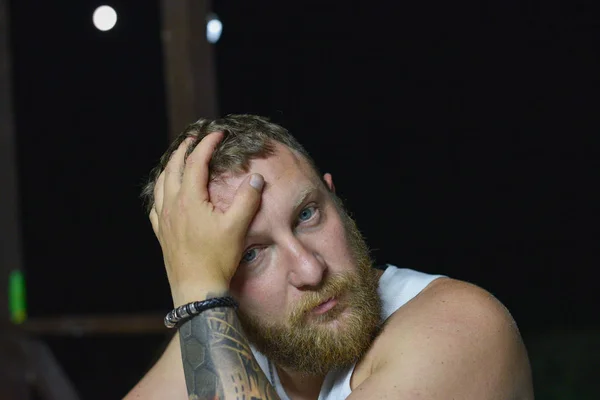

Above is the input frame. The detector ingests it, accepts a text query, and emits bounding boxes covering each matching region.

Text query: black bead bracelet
[164,296,238,328]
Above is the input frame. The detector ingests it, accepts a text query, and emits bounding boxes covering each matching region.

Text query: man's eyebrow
[245,185,321,239]
[292,185,319,211]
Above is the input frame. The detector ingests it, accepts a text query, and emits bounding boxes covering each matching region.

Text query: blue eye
[298,206,315,222]
[242,248,259,263]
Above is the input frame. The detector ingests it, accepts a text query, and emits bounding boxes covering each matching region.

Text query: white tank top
[251,265,444,400]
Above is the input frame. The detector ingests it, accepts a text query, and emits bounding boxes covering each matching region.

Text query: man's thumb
[228,173,264,229]
[248,173,265,192]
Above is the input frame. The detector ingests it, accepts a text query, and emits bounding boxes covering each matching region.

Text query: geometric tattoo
[179,301,280,400]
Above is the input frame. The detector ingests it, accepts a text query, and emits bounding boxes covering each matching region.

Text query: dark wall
[8,0,599,398]
[212,1,600,331]
[10,0,171,316]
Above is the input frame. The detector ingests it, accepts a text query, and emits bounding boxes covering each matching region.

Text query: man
[125,114,534,399]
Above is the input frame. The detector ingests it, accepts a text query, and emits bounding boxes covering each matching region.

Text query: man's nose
[285,238,326,289]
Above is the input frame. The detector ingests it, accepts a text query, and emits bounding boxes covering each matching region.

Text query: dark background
[7,0,599,398]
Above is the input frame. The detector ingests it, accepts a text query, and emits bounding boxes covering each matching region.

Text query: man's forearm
[178,302,279,400]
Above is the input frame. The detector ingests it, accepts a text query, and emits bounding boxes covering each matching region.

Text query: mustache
[289,272,358,322]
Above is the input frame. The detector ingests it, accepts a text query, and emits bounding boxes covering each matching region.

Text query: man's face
[208,143,382,375]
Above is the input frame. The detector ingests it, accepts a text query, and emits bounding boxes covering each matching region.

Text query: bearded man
[124,114,534,400]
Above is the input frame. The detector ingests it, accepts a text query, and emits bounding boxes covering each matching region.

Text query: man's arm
[138,132,279,400]
[349,278,534,400]
[178,301,278,400]
[123,334,187,400]
[123,303,279,400]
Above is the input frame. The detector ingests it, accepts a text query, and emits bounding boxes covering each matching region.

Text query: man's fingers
[181,131,224,202]
[153,171,165,214]
[149,208,159,236]
[164,138,193,206]
[227,174,265,233]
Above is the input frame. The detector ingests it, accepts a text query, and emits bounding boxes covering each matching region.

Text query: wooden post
[0,0,30,398]
[160,0,218,140]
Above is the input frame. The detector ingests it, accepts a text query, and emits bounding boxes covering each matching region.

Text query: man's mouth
[312,297,338,315]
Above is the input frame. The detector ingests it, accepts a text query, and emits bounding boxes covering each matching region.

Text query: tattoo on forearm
[179,301,279,400]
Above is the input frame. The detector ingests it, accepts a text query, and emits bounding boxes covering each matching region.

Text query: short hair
[141,114,322,213]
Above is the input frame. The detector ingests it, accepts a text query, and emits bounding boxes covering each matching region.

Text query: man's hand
[149,132,265,306]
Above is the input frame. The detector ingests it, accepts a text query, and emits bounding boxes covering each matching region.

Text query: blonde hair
[141,114,321,213]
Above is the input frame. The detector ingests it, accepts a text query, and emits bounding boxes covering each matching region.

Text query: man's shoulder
[385,276,513,330]
[377,277,521,359]
[352,277,533,398]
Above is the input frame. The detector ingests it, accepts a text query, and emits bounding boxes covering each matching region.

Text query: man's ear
[323,173,336,193]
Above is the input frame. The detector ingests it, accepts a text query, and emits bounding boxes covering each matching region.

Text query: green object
[8,269,27,324]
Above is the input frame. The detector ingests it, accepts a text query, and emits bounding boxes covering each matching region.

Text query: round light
[206,14,222,44]
[93,6,117,32]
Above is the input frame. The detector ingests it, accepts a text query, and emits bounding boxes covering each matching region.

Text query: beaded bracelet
[164,296,238,328]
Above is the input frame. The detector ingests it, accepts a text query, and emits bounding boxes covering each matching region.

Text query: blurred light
[206,13,222,43]
[93,5,117,32]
